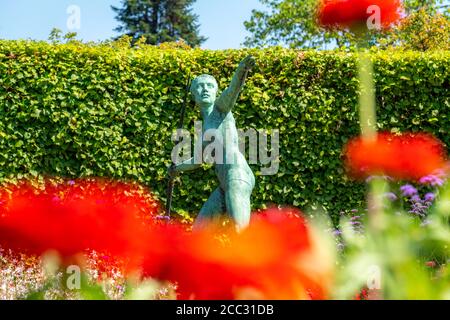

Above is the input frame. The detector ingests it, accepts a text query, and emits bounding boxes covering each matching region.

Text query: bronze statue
[169,56,256,231]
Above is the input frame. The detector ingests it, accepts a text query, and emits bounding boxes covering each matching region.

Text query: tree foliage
[112,0,206,47]
[381,8,450,51]
[244,0,344,49]
[403,0,448,13]
[243,0,449,49]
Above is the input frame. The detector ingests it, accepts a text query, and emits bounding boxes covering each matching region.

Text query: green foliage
[48,28,81,45]
[380,8,450,51]
[112,0,206,47]
[48,28,63,43]
[244,0,449,49]
[336,179,450,300]
[403,0,447,14]
[243,0,347,49]
[0,40,448,223]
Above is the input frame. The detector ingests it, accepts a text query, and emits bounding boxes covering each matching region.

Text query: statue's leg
[225,179,253,232]
[192,187,226,231]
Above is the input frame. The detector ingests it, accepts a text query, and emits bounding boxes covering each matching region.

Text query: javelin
[165,76,191,218]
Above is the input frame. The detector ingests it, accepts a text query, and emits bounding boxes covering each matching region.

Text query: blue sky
[1,1,448,49]
[0,0,265,49]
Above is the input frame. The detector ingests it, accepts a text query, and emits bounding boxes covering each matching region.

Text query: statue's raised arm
[215,55,256,114]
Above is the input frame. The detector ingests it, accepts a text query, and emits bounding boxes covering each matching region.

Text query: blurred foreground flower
[148,208,335,300]
[0,180,335,300]
[0,178,166,270]
[317,0,403,31]
[344,132,448,181]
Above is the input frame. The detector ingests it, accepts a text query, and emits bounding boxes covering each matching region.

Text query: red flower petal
[147,208,334,300]
[344,132,448,181]
[0,178,164,268]
[317,0,403,30]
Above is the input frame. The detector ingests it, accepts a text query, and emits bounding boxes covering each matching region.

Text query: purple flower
[68,180,76,186]
[384,192,398,201]
[332,229,342,236]
[419,175,444,187]
[410,195,421,203]
[424,193,435,202]
[400,184,418,197]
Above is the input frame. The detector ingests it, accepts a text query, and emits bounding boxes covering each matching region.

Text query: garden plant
[0,0,449,300]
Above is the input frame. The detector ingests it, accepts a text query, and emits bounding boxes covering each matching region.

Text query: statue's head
[190,74,218,106]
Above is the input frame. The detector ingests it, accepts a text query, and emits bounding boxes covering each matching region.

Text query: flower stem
[358,51,377,141]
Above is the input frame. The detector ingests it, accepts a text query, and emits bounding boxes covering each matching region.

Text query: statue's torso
[202,106,255,189]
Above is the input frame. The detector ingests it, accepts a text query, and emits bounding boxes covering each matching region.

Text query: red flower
[0,178,166,269]
[425,261,437,268]
[344,132,448,181]
[147,208,335,300]
[1,179,336,300]
[354,288,369,300]
[317,0,403,30]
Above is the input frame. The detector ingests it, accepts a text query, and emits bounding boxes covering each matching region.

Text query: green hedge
[0,40,448,223]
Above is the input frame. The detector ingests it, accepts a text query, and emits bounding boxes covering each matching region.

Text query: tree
[380,8,450,51]
[243,0,343,49]
[403,0,448,13]
[243,0,449,49]
[112,0,206,47]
